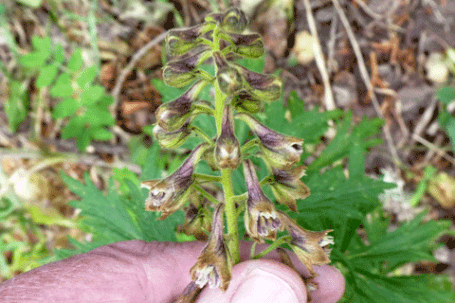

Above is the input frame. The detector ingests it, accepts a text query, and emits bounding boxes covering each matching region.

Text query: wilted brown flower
[279,211,334,276]
[141,144,209,219]
[243,159,281,243]
[236,113,303,169]
[268,165,310,212]
[155,80,207,132]
[190,204,232,291]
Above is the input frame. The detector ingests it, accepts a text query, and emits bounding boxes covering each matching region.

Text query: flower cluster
[141,8,333,301]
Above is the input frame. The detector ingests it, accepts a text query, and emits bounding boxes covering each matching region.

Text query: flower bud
[221,8,248,33]
[163,49,209,88]
[236,113,304,169]
[268,165,310,212]
[223,33,264,59]
[205,8,248,33]
[214,105,241,169]
[166,24,206,56]
[156,80,207,132]
[243,159,281,243]
[141,144,209,219]
[153,122,191,149]
[279,211,334,276]
[190,204,232,291]
[213,52,243,95]
[235,64,283,102]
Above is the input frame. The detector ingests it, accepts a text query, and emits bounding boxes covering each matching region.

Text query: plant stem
[213,45,240,263]
[192,184,221,205]
[253,236,292,259]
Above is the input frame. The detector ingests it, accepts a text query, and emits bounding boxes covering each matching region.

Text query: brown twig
[302,0,336,111]
[111,31,167,115]
[331,0,400,166]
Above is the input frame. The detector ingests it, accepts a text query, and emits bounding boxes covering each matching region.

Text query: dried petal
[243,159,281,243]
[268,165,310,212]
[279,211,334,276]
[141,144,209,219]
[190,204,232,291]
[215,105,241,169]
[236,113,304,169]
[156,80,207,132]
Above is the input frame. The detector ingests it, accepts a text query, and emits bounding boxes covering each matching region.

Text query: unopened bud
[213,52,243,95]
[153,122,191,149]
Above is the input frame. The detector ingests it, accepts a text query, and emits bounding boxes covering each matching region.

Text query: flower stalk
[144,8,333,299]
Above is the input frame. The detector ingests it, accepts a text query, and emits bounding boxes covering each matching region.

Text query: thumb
[197,259,307,303]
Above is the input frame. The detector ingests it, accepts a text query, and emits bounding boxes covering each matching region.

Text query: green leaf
[35,64,58,87]
[67,49,83,72]
[77,129,91,151]
[61,116,84,139]
[5,80,29,132]
[50,73,73,98]
[53,43,65,63]
[81,107,114,127]
[97,95,114,107]
[19,51,49,68]
[52,98,79,119]
[31,36,51,52]
[235,55,265,73]
[348,139,365,179]
[308,112,383,172]
[443,117,455,153]
[151,78,187,102]
[113,167,140,194]
[90,127,112,141]
[25,204,75,228]
[14,0,43,8]
[349,212,450,271]
[77,66,98,88]
[436,86,455,105]
[80,85,104,106]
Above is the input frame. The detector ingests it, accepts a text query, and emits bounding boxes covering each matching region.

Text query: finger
[197,259,307,303]
[0,240,207,303]
[239,242,345,303]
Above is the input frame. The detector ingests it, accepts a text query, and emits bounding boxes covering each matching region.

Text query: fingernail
[231,268,300,303]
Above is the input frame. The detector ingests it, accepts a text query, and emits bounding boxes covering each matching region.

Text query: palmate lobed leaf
[342,271,455,303]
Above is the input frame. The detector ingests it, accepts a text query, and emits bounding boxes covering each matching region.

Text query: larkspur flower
[214,105,241,169]
[220,32,264,59]
[279,211,334,276]
[213,51,243,95]
[141,144,209,219]
[236,113,304,169]
[243,159,281,243]
[155,80,207,132]
[268,165,310,212]
[163,48,210,87]
[234,64,282,102]
[153,122,192,149]
[166,23,212,56]
[205,8,248,33]
[190,204,232,291]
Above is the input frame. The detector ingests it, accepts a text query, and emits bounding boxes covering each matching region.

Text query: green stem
[194,173,222,183]
[240,138,260,154]
[253,236,292,259]
[192,184,221,205]
[191,125,214,145]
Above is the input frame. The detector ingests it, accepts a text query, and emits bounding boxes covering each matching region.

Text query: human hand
[0,240,345,302]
